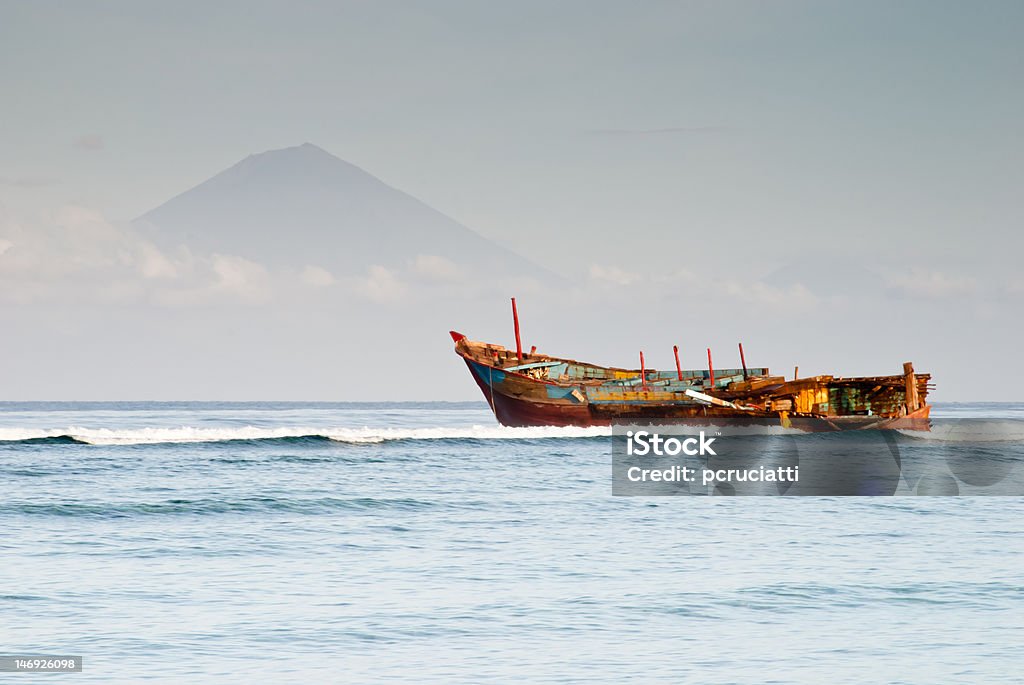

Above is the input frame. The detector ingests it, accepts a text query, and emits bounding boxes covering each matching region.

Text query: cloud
[355,265,406,302]
[136,243,180,279]
[885,269,978,299]
[0,206,275,306]
[73,134,104,151]
[717,280,819,308]
[0,206,129,279]
[300,265,335,287]
[586,262,819,310]
[0,207,509,308]
[589,264,641,286]
[410,254,462,283]
[1002,279,1024,296]
[210,254,269,299]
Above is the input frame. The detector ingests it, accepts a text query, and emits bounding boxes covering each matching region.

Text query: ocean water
[1,402,1022,683]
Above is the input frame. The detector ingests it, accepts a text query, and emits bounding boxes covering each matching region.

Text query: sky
[1,1,1022,400]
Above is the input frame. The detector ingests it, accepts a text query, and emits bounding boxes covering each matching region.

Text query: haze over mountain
[134,143,553,284]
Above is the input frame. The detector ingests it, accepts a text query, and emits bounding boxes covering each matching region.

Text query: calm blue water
[1,402,1022,683]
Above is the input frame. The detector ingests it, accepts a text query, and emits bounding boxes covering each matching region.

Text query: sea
[1,401,1022,683]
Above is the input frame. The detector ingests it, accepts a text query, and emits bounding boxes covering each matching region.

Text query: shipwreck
[451,299,932,431]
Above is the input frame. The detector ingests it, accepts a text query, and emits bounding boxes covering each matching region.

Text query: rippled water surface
[2,402,1022,683]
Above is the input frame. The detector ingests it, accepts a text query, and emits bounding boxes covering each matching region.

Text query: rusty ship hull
[451,331,931,431]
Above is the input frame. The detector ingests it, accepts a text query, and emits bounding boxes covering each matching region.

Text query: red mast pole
[640,351,647,391]
[738,342,748,380]
[707,348,715,388]
[511,297,523,361]
[673,345,682,381]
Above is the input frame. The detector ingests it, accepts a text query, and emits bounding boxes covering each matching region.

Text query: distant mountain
[134,143,553,282]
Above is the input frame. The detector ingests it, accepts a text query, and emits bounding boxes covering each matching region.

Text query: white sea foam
[0,425,612,446]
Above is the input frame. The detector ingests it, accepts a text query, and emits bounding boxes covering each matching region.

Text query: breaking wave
[0,425,612,447]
